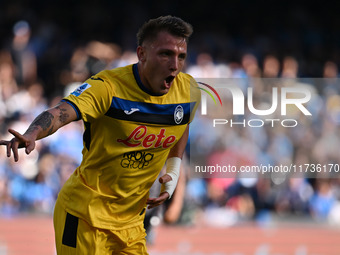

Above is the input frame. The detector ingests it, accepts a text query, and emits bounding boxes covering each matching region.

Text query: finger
[0,140,10,157]
[8,129,27,142]
[147,204,159,209]
[147,197,156,203]
[148,199,166,209]
[159,174,172,184]
[147,192,169,204]
[25,141,35,154]
[146,197,161,208]
[146,197,162,204]
[146,192,169,209]
[147,192,169,202]
[11,140,19,162]
[146,197,159,204]
[147,200,163,209]
[6,142,11,158]
[159,191,170,200]
[0,140,9,145]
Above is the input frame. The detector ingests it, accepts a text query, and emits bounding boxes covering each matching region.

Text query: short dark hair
[137,16,193,46]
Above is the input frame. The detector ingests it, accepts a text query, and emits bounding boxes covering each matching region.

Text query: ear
[137,46,146,62]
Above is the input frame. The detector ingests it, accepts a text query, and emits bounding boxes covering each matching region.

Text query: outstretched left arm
[0,101,78,162]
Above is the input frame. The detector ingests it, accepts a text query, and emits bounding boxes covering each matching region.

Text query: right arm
[0,101,79,162]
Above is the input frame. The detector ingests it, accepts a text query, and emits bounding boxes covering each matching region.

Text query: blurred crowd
[1,1,340,230]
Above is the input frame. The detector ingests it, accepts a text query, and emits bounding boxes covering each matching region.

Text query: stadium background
[1,0,340,254]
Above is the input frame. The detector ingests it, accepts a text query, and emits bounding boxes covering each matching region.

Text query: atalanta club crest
[174,105,184,124]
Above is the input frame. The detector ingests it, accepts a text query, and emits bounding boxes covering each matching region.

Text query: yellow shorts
[53,199,148,255]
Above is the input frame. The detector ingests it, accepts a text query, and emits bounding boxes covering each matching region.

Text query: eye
[179,53,187,60]
[160,51,171,57]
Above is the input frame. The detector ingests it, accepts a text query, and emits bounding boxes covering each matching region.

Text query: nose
[169,56,179,72]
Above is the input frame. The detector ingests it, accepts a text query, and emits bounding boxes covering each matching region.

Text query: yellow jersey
[58,64,200,230]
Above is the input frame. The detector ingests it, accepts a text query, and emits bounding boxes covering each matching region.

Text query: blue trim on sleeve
[61,99,81,120]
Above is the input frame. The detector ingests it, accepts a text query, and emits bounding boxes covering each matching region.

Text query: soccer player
[0,16,200,254]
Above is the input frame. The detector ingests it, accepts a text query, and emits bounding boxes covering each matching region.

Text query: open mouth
[165,75,175,85]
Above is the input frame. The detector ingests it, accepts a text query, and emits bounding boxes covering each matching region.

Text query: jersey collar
[132,63,163,96]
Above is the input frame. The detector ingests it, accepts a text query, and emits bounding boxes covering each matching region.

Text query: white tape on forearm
[161,157,181,199]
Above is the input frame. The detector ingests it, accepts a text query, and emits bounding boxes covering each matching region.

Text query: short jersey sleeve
[63,74,113,122]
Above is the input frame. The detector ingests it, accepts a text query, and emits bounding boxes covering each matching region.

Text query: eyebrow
[158,49,187,58]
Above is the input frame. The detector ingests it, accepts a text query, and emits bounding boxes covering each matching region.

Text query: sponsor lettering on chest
[117,125,176,148]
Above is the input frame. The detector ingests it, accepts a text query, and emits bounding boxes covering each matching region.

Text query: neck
[137,62,151,92]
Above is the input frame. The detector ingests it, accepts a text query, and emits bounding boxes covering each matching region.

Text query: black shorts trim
[62,212,79,248]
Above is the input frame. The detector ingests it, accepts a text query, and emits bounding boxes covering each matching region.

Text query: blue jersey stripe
[106,97,196,125]
[110,96,192,115]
